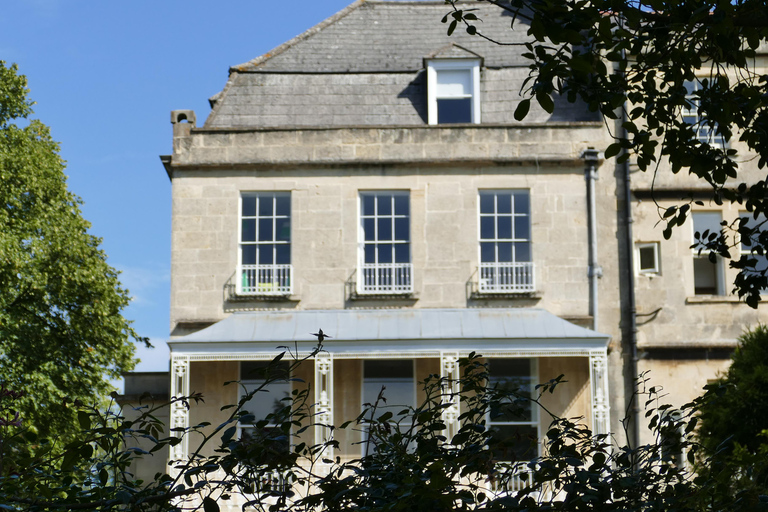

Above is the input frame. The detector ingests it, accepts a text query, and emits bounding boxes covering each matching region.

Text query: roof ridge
[231,0,367,72]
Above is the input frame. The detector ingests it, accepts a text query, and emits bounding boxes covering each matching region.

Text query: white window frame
[238,192,292,296]
[426,59,481,125]
[477,190,534,293]
[739,211,768,282]
[691,211,726,296]
[636,242,661,275]
[486,358,540,462]
[237,361,292,493]
[361,359,416,456]
[357,191,413,294]
[683,80,725,146]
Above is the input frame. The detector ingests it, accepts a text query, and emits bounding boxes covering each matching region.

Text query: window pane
[242,245,257,265]
[639,245,657,272]
[480,216,495,240]
[275,218,290,242]
[479,193,495,214]
[514,242,531,262]
[514,215,530,241]
[394,194,409,215]
[258,196,273,216]
[258,218,273,241]
[241,219,256,242]
[258,244,274,265]
[436,69,471,96]
[275,244,290,264]
[362,194,375,216]
[481,242,495,262]
[377,244,393,263]
[364,360,414,418]
[497,194,512,214]
[437,98,472,124]
[365,360,413,379]
[693,256,718,295]
[378,218,392,241]
[364,218,375,241]
[394,217,409,241]
[241,361,290,380]
[513,192,530,215]
[242,196,256,217]
[364,244,375,264]
[275,195,290,216]
[394,243,410,263]
[497,216,512,240]
[693,212,722,242]
[241,362,290,423]
[498,242,513,262]
[377,195,392,215]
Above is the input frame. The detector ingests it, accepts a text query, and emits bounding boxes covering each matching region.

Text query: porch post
[169,354,190,469]
[314,352,334,466]
[589,349,610,438]
[440,351,460,442]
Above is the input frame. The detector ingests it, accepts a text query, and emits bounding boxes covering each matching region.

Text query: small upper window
[636,242,660,275]
[427,60,481,125]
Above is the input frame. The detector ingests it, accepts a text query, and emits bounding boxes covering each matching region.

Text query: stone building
[154,0,767,490]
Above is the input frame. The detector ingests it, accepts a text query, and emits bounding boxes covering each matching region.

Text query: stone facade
[152,0,768,490]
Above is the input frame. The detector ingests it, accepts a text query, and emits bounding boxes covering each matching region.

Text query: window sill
[685,295,742,304]
[470,291,541,300]
[230,293,300,303]
[349,291,418,301]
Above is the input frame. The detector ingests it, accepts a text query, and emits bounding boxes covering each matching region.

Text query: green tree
[445,0,768,306]
[698,325,768,454]
[696,325,768,496]
[0,61,144,441]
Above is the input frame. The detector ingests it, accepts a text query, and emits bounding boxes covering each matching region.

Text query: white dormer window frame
[426,59,481,125]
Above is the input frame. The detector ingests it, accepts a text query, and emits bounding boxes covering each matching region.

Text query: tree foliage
[445,0,768,306]
[696,325,768,496]
[2,349,766,512]
[0,61,144,441]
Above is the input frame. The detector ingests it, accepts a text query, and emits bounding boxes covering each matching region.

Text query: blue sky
[1,1,351,373]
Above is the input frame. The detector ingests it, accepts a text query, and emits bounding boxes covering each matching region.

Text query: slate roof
[203,1,598,128]
[235,1,532,73]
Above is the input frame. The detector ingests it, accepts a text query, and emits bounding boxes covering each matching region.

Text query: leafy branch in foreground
[1,349,766,511]
[444,0,768,306]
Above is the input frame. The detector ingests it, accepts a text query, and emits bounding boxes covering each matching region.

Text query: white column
[589,349,610,439]
[440,352,460,442]
[314,353,334,467]
[169,355,190,469]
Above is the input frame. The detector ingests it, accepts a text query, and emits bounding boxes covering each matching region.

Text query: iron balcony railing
[358,262,413,294]
[238,264,293,295]
[478,262,535,293]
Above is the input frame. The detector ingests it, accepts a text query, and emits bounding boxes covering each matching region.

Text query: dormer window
[427,59,481,125]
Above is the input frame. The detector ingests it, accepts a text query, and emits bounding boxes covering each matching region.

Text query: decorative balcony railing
[238,264,293,295]
[487,462,542,497]
[358,263,413,294]
[478,262,535,293]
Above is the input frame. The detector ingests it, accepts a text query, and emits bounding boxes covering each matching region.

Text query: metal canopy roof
[170,308,609,356]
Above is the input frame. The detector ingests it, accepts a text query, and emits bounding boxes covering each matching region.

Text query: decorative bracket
[589,349,610,442]
[169,355,190,472]
[314,352,334,467]
[440,352,461,442]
